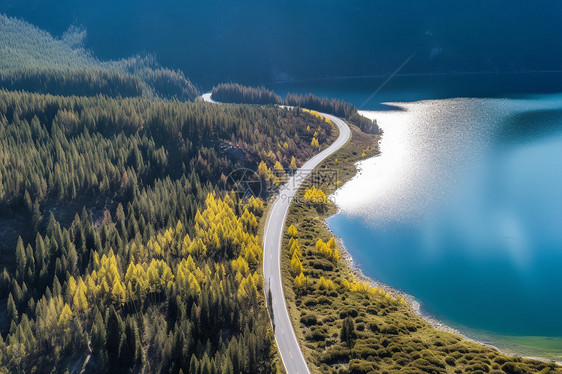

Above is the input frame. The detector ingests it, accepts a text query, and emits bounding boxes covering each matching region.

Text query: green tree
[90,308,106,354]
[14,238,26,281]
[105,306,123,371]
[340,316,356,350]
[7,293,18,322]
[267,287,274,329]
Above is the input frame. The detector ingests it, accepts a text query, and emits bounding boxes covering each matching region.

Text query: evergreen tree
[340,316,356,350]
[105,306,123,371]
[90,308,106,354]
[6,293,18,322]
[14,238,26,282]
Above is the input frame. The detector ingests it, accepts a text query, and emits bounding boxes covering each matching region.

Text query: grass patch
[281,122,562,373]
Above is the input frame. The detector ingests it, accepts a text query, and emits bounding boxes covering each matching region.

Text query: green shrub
[305,326,328,341]
[500,362,528,374]
[392,352,412,366]
[408,358,447,373]
[300,313,318,326]
[368,322,380,332]
[349,359,380,373]
[304,297,318,307]
[464,362,491,372]
[339,309,358,318]
[379,324,399,335]
[317,296,331,304]
[445,356,456,366]
[353,346,379,359]
[321,346,351,365]
[311,258,335,271]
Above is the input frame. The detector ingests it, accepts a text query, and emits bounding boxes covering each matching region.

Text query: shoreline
[325,140,562,365]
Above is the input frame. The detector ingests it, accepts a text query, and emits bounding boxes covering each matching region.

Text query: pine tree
[7,293,18,322]
[15,237,26,281]
[267,287,274,329]
[90,308,106,354]
[106,306,123,370]
[340,316,356,350]
[189,354,198,374]
[31,199,42,232]
[170,328,187,374]
[118,331,133,371]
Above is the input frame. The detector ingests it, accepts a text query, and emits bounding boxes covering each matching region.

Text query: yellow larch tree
[315,238,339,262]
[289,238,301,257]
[317,276,336,291]
[290,156,297,169]
[57,303,73,328]
[287,224,298,237]
[304,186,327,204]
[290,251,303,276]
[294,272,307,292]
[310,137,320,149]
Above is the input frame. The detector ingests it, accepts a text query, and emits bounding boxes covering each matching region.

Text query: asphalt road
[200,92,216,103]
[202,92,351,373]
[263,113,350,374]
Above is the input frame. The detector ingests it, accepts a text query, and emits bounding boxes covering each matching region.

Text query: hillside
[1,10,559,374]
[0,15,342,372]
[0,88,336,373]
[2,1,561,85]
[0,14,197,100]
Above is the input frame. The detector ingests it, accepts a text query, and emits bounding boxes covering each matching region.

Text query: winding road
[202,92,351,373]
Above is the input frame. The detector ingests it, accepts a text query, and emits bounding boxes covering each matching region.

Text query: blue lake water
[270,74,562,357]
[268,72,562,111]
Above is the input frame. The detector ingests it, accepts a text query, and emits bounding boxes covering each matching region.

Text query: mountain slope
[0,14,197,100]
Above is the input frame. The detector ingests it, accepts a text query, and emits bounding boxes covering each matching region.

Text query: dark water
[309,84,562,358]
[268,73,562,110]
[2,1,562,86]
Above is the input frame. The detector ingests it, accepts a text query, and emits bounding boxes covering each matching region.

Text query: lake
[270,74,562,360]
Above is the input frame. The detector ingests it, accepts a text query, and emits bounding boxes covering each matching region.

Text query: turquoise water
[324,93,562,355]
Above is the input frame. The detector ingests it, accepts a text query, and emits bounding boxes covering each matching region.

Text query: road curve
[263,113,350,374]
[200,92,216,103]
[202,92,351,374]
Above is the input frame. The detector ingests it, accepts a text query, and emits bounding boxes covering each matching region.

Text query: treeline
[211,83,282,105]
[0,14,198,100]
[211,83,380,134]
[0,89,331,214]
[0,89,334,372]
[285,93,380,134]
[138,65,198,101]
[0,68,145,98]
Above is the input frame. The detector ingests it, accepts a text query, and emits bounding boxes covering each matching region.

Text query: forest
[2,11,557,374]
[0,88,334,373]
[0,14,197,100]
[211,84,380,134]
[211,84,282,106]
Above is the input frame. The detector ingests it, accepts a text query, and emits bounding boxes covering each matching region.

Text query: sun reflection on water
[328,95,562,341]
